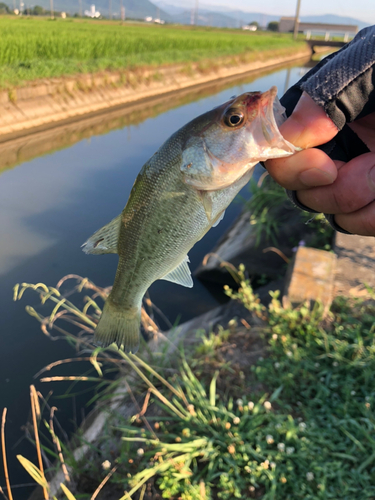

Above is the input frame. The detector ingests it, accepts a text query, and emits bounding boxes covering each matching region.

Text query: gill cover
[180,86,298,192]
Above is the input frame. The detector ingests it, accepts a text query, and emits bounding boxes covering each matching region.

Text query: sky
[174,0,375,25]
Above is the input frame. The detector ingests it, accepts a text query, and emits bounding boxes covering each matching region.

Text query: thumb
[279,92,339,148]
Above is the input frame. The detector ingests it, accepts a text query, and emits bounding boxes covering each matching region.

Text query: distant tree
[0,2,10,13]
[267,21,279,32]
[32,5,45,15]
[249,21,259,28]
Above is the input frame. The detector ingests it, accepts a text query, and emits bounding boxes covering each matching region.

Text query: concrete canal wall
[0,47,313,140]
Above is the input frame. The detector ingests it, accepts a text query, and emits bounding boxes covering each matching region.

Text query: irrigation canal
[0,60,312,498]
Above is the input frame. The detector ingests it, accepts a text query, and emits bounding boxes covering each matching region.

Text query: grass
[5,270,375,499]
[245,173,334,250]
[0,17,305,87]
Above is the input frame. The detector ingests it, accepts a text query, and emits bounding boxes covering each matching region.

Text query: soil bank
[0,46,314,141]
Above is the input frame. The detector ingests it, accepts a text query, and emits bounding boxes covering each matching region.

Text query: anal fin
[82,214,121,255]
[161,255,193,288]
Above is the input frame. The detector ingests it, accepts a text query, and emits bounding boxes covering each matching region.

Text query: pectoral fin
[212,210,225,228]
[82,214,121,255]
[161,255,193,288]
[199,190,213,222]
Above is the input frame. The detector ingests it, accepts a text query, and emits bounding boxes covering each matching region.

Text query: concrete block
[283,246,336,310]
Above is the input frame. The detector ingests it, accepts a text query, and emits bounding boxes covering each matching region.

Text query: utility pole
[194,0,199,25]
[293,0,301,40]
[120,0,125,21]
[78,0,82,17]
[50,0,53,18]
[109,0,112,19]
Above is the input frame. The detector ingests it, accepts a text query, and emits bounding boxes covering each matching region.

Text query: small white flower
[272,334,278,340]
[233,416,240,425]
[306,472,314,481]
[351,390,356,396]
[137,448,145,456]
[270,461,276,469]
[248,401,255,410]
[275,423,282,430]
[236,398,243,406]
[102,460,111,470]
[299,422,307,431]
[286,447,295,455]
[314,362,320,368]
[333,361,338,367]
[274,362,280,369]
[292,343,297,350]
[277,442,285,452]
[266,434,274,444]
[264,401,272,410]
[286,351,293,357]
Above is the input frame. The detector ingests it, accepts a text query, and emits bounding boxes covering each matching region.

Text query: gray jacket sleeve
[281,26,375,232]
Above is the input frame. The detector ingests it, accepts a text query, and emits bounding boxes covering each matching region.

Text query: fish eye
[223,109,245,128]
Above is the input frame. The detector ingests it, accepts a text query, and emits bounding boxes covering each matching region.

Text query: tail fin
[94,298,141,353]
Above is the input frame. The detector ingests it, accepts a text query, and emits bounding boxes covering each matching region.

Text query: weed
[245,174,333,250]
[8,88,17,103]
[9,273,375,499]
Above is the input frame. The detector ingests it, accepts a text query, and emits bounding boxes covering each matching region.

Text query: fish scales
[83,86,298,352]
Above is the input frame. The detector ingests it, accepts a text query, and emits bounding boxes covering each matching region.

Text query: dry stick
[1,409,13,500]
[91,465,118,500]
[122,379,157,439]
[49,408,70,483]
[30,386,48,500]
[34,357,122,378]
[0,485,9,500]
[139,483,147,500]
[262,246,290,263]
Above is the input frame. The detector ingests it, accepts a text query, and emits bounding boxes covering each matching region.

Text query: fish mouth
[245,86,296,152]
[257,85,287,132]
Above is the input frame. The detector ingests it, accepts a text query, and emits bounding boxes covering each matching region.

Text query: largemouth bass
[83,86,297,352]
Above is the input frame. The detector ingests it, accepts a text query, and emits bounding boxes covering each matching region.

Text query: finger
[335,202,375,236]
[266,148,337,191]
[278,92,339,149]
[297,153,375,214]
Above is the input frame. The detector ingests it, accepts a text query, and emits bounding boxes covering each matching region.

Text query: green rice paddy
[0,17,304,87]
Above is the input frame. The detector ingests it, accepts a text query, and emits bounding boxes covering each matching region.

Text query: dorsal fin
[82,214,121,255]
[161,255,193,288]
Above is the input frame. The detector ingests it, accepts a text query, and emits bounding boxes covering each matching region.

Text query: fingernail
[299,168,335,187]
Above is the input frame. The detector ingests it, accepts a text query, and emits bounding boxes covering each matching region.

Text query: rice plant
[0,18,304,86]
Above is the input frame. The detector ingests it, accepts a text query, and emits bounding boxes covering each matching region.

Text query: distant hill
[3,0,370,31]
[153,1,369,30]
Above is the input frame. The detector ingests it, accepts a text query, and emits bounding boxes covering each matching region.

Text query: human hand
[265,92,375,236]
